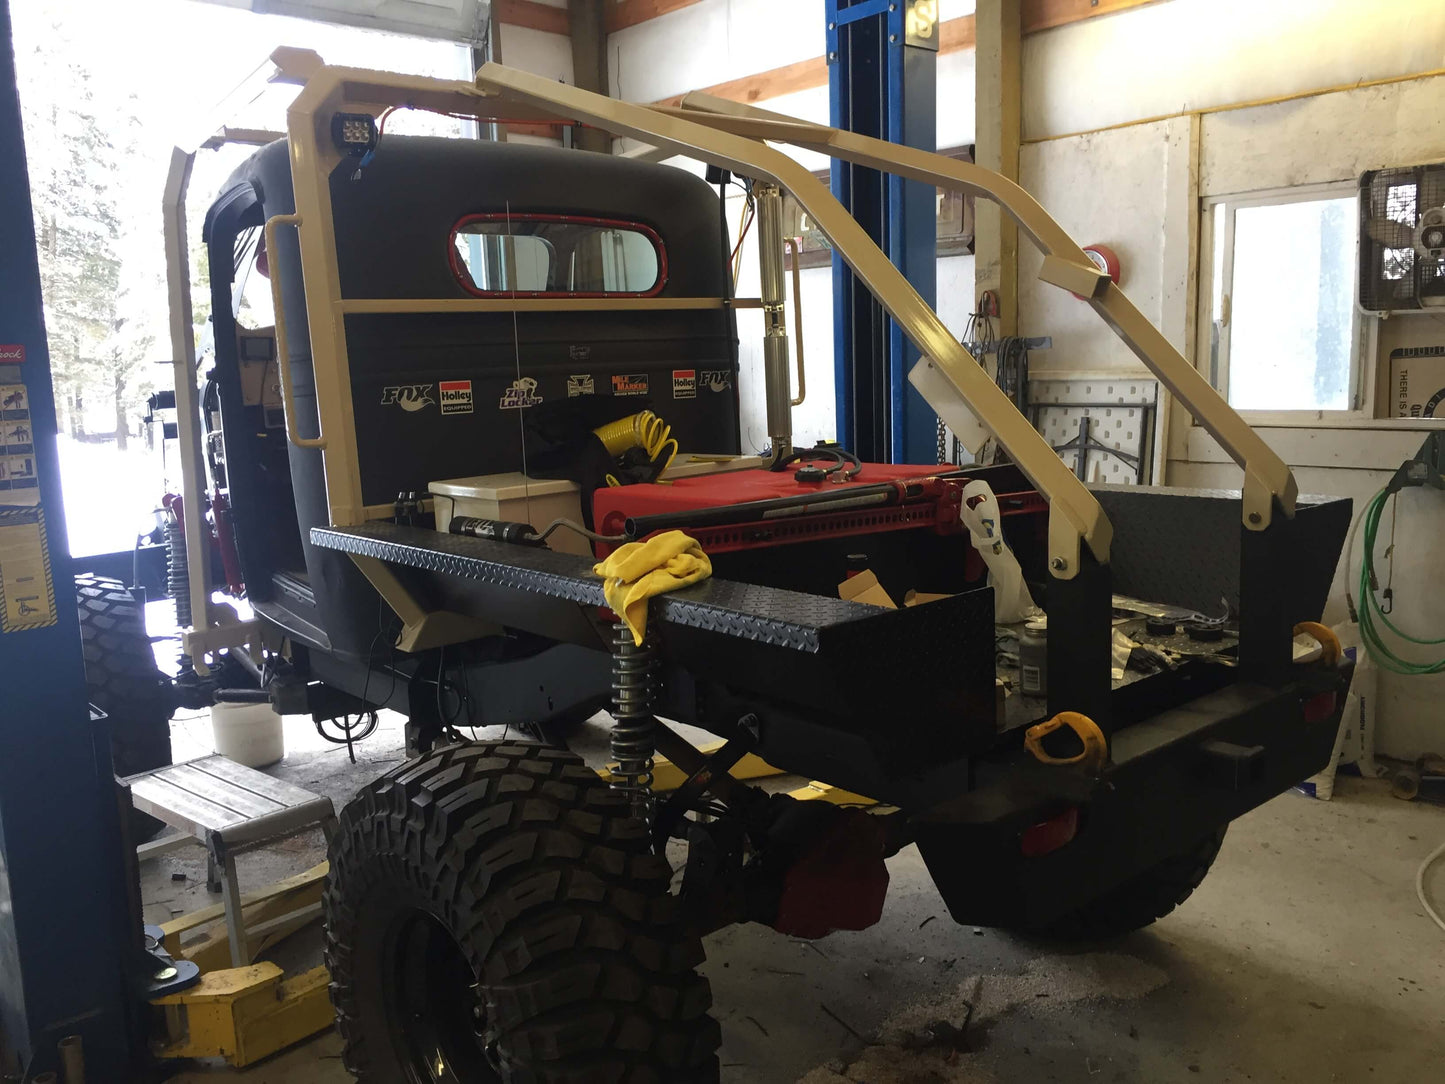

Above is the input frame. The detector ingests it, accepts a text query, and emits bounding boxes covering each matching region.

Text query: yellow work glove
[592,530,712,646]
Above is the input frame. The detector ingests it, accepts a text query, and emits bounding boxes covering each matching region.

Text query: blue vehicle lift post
[827,0,939,464]
[0,2,144,1077]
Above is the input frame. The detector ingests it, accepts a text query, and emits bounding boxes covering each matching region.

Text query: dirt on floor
[152,713,1445,1084]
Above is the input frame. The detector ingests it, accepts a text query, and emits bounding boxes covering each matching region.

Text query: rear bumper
[913,664,1352,929]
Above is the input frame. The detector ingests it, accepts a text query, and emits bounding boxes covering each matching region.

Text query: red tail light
[1302,691,1338,724]
[1020,806,1080,857]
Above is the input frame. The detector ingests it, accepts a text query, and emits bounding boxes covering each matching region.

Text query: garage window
[451,214,666,297]
[1201,184,1363,414]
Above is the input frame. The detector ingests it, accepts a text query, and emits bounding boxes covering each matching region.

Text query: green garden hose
[1355,486,1445,675]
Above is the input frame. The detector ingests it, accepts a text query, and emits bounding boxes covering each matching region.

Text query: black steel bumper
[912,663,1353,929]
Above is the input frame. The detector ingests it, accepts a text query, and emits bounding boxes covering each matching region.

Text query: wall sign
[0,507,57,632]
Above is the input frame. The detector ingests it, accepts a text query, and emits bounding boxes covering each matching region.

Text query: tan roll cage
[192,52,1298,595]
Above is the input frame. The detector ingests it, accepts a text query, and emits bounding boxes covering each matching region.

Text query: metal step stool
[126,755,337,968]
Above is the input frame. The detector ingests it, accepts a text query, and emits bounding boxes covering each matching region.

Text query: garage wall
[1023,0,1445,141]
[1015,0,1445,758]
[607,0,978,449]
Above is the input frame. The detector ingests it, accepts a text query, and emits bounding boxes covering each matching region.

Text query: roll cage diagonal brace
[465,62,1297,565]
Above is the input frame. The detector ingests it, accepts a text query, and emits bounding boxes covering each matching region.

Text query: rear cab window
[451,214,667,296]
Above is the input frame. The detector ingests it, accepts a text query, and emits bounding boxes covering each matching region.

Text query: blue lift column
[0,2,142,1078]
[827,0,939,464]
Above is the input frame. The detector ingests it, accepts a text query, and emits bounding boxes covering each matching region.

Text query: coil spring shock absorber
[163,502,191,629]
[610,621,656,816]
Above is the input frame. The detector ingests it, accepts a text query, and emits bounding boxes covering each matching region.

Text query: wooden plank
[940,14,977,52]
[180,903,325,976]
[495,0,571,35]
[608,0,702,33]
[1021,0,1165,35]
[160,862,329,943]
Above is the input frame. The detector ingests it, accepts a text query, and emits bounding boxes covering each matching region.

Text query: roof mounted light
[330,112,379,158]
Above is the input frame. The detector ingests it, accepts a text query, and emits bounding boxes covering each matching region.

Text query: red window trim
[448,212,669,298]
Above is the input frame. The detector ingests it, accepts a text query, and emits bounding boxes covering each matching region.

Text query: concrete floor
[149,713,1445,1084]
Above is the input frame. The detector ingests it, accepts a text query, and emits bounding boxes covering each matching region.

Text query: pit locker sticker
[567,374,594,397]
[439,380,473,415]
[0,507,57,632]
[0,384,39,506]
[499,377,542,409]
[701,370,733,393]
[672,369,696,399]
[0,345,24,365]
[612,374,648,396]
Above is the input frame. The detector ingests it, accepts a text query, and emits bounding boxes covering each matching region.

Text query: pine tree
[17,12,155,439]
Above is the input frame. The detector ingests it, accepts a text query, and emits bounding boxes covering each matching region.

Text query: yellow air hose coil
[594,411,679,482]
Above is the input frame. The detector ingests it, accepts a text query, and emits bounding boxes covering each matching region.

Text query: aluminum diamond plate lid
[312,523,885,651]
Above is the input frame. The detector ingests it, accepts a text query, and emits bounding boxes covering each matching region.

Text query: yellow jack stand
[152,962,333,1068]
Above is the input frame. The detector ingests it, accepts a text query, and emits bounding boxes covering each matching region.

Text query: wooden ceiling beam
[648,1,1166,108]
[1022,0,1164,35]
[607,0,703,34]
[494,0,1163,43]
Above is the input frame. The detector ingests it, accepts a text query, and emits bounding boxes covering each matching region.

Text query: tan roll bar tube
[466,63,1111,578]
[263,213,326,449]
[673,93,1299,533]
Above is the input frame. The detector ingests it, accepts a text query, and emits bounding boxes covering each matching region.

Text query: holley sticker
[439,379,473,415]
[612,373,648,396]
[672,369,696,399]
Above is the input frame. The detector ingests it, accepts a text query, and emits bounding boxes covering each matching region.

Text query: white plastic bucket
[211,701,285,768]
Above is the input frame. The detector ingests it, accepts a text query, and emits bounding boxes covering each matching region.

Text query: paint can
[1019,617,1048,697]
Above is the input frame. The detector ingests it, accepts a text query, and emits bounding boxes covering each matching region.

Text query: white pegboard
[1029,378,1159,485]
[1029,378,1158,407]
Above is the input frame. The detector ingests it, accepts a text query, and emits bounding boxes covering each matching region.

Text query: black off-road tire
[76,574,173,837]
[1028,828,1227,941]
[325,740,720,1083]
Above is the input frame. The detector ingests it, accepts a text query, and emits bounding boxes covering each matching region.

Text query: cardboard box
[838,570,897,609]
[1389,345,1445,419]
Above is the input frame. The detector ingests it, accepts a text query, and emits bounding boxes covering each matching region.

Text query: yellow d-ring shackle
[1292,621,1342,666]
[1025,711,1109,773]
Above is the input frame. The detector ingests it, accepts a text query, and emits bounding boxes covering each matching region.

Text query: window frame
[448,212,669,298]
[1196,181,1376,426]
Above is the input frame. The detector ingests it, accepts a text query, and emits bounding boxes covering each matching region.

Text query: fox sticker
[380,385,435,412]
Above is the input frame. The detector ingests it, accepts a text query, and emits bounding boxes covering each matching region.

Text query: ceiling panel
[195,0,491,44]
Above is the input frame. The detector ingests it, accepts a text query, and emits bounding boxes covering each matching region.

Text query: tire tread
[325,740,720,1082]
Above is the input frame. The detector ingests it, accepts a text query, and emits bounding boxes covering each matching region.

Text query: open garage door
[196,0,491,44]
